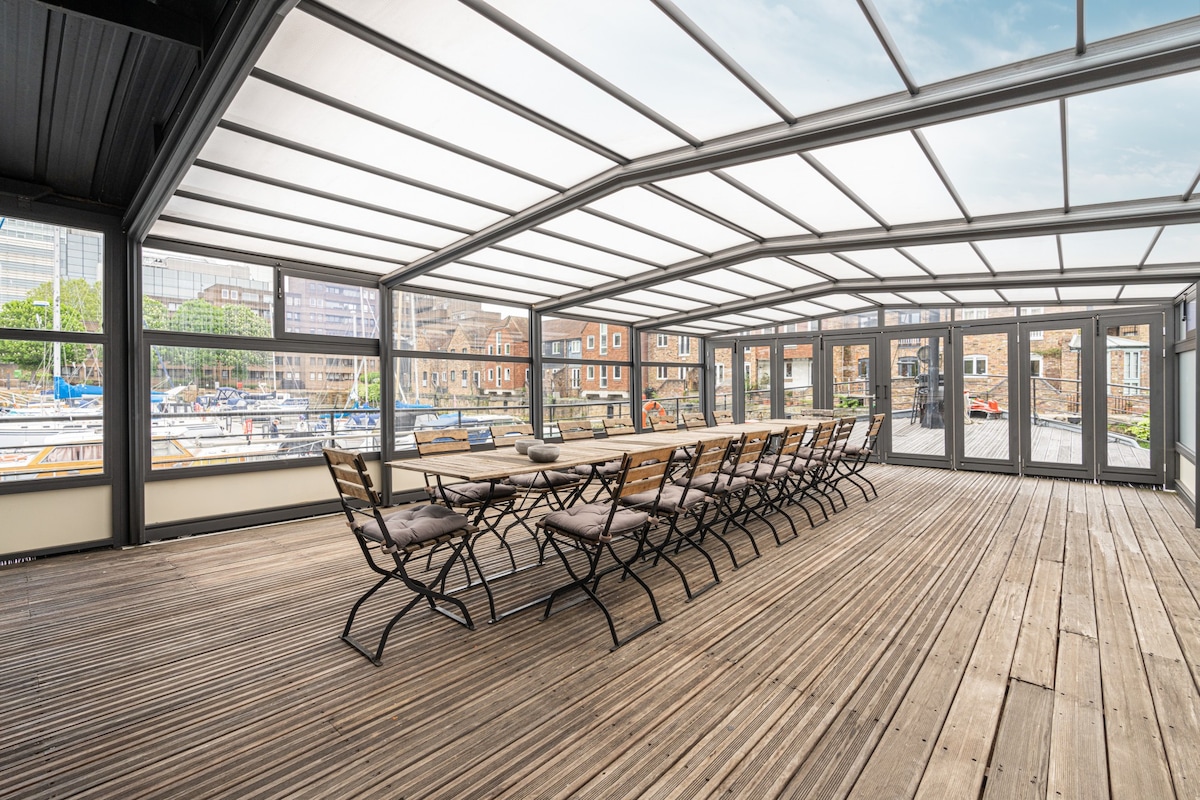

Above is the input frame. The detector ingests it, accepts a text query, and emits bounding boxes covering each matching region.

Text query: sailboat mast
[51,229,61,379]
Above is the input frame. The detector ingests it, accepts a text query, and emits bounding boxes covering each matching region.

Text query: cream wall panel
[146,461,414,525]
[0,486,112,555]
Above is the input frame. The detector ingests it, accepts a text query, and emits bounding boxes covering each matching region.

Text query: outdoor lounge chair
[323,448,493,665]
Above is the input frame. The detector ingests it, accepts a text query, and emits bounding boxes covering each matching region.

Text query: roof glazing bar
[857,0,919,95]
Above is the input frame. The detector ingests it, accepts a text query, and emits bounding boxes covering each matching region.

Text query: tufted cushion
[720,462,759,478]
[675,473,749,495]
[670,447,694,463]
[358,504,469,548]
[541,502,648,541]
[574,459,622,477]
[749,464,790,482]
[506,470,579,489]
[427,481,517,505]
[843,444,870,457]
[621,483,708,512]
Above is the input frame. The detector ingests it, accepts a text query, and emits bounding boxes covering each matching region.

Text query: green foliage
[0,279,101,371]
[1126,414,1151,447]
[835,395,863,408]
[355,371,381,405]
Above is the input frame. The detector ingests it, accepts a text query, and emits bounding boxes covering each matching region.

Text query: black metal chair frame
[830,414,884,502]
[323,448,493,666]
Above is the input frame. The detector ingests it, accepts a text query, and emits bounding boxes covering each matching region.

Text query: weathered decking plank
[982,679,1053,800]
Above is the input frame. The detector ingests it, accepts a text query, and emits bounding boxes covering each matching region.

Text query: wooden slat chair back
[557,420,597,441]
[830,413,886,503]
[490,423,536,443]
[819,417,858,509]
[322,448,491,665]
[539,444,677,649]
[712,410,734,425]
[603,416,637,436]
[682,412,708,429]
[785,420,840,523]
[413,428,518,518]
[649,416,679,432]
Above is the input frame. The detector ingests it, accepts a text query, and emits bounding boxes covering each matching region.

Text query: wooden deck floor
[2,466,1199,799]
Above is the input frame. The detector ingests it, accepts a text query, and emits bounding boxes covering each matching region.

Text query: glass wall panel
[542,363,633,436]
[782,341,815,415]
[1103,323,1153,470]
[889,334,947,457]
[885,309,953,326]
[1028,326,1085,466]
[956,307,1016,321]
[1179,351,1196,452]
[640,333,701,363]
[394,353,529,426]
[822,312,878,330]
[283,275,379,338]
[0,340,105,481]
[640,366,701,425]
[1,219,104,331]
[831,341,873,408]
[542,316,629,362]
[147,346,381,468]
[962,331,1012,460]
[393,290,529,353]
[743,345,772,419]
[143,249,273,336]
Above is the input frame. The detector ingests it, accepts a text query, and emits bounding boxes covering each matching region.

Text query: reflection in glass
[1029,327,1084,465]
[393,290,529,353]
[962,331,1011,460]
[783,341,815,416]
[640,332,701,363]
[145,347,382,469]
[1103,324,1153,470]
[283,276,379,338]
[143,249,273,336]
[889,335,946,457]
[711,345,734,417]
[542,316,629,362]
[831,341,873,413]
[1,218,104,332]
[641,367,701,426]
[743,345,773,419]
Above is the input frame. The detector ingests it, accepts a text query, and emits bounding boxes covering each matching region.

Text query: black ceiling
[0,0,231,210]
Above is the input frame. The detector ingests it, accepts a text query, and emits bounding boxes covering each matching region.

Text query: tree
[0,279,101,373]
[154,299,273,387]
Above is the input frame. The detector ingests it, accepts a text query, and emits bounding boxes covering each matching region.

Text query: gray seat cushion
[621,483,708,512]
[359,504,469,548]
[506,470,579,489]
[675,473,749,495]
[843,444,870,457]
[541,502,648,541]
[427,481,517,505]
[573,459,622,477]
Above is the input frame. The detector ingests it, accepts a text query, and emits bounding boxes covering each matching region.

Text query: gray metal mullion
[192,159,474,236]
[857,0,919,95]
[380,287,396,499]
[798,152,891,230]
[217,119,517,215]
[1139,227,1166,267]
[911,129,972,222]
[643,184,763,243]
[530,308,544,440]
[455,258,591,292]
[250,68,568,193]
[649,0,795,123]
[1060,98,1071,212]
[715,171,822,235]
[488,244,647,281]
[456,0,700,146]
[525,226,671,269]
[410,272,549,304]
[579,207,709,256]
[969,242,999,276]
[297,0,629,165]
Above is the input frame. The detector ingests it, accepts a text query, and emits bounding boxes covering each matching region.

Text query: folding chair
[603,416,638,436]
[674,429,769,567]
[539,445,677,649]
[832,413,885,501]
[712,410,734,425]
[784,419,839,523]
[415,429,519,567]
[649,415,679,432]
[323,448,493,665]
[814,417,857,510]
[717,428,798,546]
[560,420,622,503]
[681,412,708,430]
[490,423,583,538]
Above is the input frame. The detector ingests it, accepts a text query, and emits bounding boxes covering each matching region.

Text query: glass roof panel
[810,132,964,225]
[324,0,687,157]
[945,288,1007,304]
[722,156,881,233]
[689,268,783,297]
[161,196,430,263]
[433,263,575,296]
[1086,1,1200,42]
[1060,228,1158,268]
[1000,286,1059,302]
[615,289,707,311]
[777,299,838,317]
[658,279,744,304]
[790,253,872,281]
[148,220,393,273]
[748,307,804,321]
[653,173,811,238]
[816,293,867,311]
[671,0,904,118]
[408,274,541,305]
[896,291,954,304]
[1119,282,1192,298]
[196,127,507,230]
[735,258,825,287]
[259,10,614,187]
[586,187,755,252]
[902,242,991,274]
[500,230,655,277]
[178,165,462,248]
[1057,285,1122,301]
[1068,72,1200,205]
[712,313,774,326]
[563,306,642,323]
[1145,223,1200,263]
[858,292,908,305]
[487,0,780,141]
[974,235,1060,272]
[535,210,698,265]
[872,0,1074,86]
[838,248,927,277]
[584,298,676,317]
[468,249,611,286]
[223,78,555,211]
[920,101,1063,216]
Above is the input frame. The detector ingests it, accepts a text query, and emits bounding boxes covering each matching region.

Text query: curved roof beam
[382,18,1200,285]
[538,196,1200,314]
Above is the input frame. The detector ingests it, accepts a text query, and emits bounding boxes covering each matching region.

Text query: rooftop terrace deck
[2,465,1198,798]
